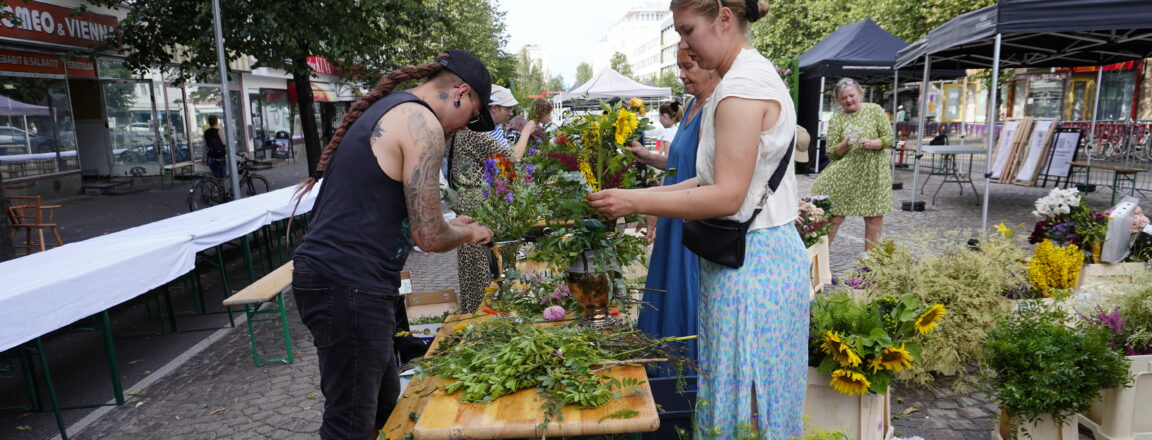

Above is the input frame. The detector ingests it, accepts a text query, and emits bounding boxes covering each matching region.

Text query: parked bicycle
[187,152,271,211]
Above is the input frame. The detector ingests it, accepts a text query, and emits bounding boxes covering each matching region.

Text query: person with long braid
[290,50,495,440]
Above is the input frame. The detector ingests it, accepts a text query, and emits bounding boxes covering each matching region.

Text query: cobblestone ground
[58,166,1121,439]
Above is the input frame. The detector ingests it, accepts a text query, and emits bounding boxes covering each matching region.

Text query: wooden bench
[160,161,196,188]
[1067,161,1145,204]
[223,261,295,367]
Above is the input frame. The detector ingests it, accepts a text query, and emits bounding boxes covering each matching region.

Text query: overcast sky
[498,0,654,88]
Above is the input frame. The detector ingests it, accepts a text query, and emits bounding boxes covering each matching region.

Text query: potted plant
[1028,187,1108,263]
[1078,274,1152,440]
[982,302,1132,439]
[805,290,946,439]
[797,195,834,294]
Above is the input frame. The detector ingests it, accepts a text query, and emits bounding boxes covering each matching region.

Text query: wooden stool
[6,195,64,255]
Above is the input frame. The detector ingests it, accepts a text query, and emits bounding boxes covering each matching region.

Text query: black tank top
[293,91,433,293]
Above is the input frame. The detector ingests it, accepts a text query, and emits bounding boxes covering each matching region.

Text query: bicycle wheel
[188,179,226,211]
[242,174,271,197]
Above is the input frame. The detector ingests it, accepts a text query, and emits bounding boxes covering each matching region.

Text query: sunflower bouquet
[810,291,946,396]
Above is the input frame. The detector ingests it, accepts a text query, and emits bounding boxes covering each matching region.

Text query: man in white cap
[486,84,520,149]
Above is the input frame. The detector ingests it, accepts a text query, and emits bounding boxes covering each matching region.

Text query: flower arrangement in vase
[796,195,834,248]
[810,290,946,395]
[463,152,547,243]
[1028,187,1109,262]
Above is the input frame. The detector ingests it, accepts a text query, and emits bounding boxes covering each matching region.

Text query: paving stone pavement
[17,163,1123,439]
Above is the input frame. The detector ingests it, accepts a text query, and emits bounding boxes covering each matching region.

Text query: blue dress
[639,98,702,366]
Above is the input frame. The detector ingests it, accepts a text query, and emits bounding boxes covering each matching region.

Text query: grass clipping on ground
[848,229,1026,390]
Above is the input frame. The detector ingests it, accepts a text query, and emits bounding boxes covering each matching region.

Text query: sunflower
[820,331,862,367]
[829,369,871,396]
[868,344,915,373]
[914,304,947,335]
[614,109,639,145]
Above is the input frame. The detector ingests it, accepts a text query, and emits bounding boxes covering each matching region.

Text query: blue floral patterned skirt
[695,224,809,439]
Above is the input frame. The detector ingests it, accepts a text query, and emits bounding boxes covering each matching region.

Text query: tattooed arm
[383,104,493,252]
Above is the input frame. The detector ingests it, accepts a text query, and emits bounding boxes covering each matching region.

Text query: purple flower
[495,180,508,195]
[482,189,490,198]
[549,284,571,301]
[527,146,538,156]
[483,158,498,174]
[505,193,514,203]
[555,348,564,357]
[483,171,495,186]
[543,305,566,321]
[524,164,535,176]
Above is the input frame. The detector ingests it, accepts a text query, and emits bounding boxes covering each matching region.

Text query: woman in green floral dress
[811,77,894,251]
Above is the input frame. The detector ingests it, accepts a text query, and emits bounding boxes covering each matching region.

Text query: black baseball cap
[437,49,494,131]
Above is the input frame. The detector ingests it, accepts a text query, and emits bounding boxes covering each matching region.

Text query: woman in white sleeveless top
[589,1,808,437]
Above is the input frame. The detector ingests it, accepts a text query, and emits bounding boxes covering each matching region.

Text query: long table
[380,315,660,440]
[0,182,319,352]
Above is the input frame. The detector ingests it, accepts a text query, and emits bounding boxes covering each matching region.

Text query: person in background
[446,84,529,313]
[626,47,720,365]
[507,97,551,147]
[486,85,518,150]
[811,77,894,252]
[290,50,495,440]
[896,104,906,123]
[589,1,808,437]
[655,100,683,153]
[203,115,228,178]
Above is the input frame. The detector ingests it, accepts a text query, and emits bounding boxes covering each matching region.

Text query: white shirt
[659,123,679,145]
[696,48,798,231]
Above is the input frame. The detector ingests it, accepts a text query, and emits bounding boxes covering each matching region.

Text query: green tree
[427,0,516,86]
[511,47,548,103]
[88,0,511,176]
[576,62,593,84]
[546,74,565,94]
[654,69,685,98]
[609,52,633,79]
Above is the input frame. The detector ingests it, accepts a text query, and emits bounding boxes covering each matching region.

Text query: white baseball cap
[489,84,518,107]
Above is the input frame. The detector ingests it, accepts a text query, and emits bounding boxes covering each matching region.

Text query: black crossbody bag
[681,136,795,269]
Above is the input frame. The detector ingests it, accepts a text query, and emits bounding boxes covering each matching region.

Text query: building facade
[591,8,669,79]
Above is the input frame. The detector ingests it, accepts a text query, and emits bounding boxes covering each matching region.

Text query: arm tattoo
[403,108,456,251]
[371,121,385,142]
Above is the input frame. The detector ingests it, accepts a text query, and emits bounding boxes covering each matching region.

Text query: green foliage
[751,0,996,65]
[511,47,555,104]
[487,272,582,321]
[851,230,1024,389]
[414,317,692,430]
[609,52,633,79]
[653,69,686,98]
[1106,271,1152,355]
[576,62,594,84]
[982,303,1132,430]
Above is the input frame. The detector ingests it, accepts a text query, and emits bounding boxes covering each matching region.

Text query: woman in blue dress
[627,48,719,364]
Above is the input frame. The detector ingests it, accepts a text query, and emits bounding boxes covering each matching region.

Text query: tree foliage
[653,69,684,98]
[576,62,593,85]
[87,0,512,175]
[609,52,633,79]
[511,47,551,104]
[752,0,996,65]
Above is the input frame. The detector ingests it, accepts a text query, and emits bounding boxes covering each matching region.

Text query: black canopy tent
[798,19,962,172]
[895,0,1152,230]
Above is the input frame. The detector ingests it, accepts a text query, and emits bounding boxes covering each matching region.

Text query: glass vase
[566,250,617,329]
[489,239,523,282]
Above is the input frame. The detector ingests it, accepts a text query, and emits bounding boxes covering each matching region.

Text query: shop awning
[286,81,361,103]
[0,94,50,116]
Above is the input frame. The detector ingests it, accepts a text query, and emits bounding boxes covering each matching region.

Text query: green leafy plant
[1083,271,1152,356]
[810,291,944,395]
[461,152,548,242]
[982,302,1132,436]
[849,230,1024,389]
[486,272,583,321]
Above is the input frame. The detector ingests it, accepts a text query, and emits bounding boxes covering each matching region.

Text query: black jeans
[292,259,400,440]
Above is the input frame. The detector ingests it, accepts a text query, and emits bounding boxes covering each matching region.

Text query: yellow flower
[1027,239,1084,296]
[629,97,646,113]
[914,304,947,335]
[994,222,1012,238]
[820,331,862,367]
[452,322,469,332]
[829,369,871,396]
[868,344,914,373]
[614,109,639,145]
[579,160,599,191]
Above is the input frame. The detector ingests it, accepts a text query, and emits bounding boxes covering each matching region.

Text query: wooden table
[379,315,660,440]
[1066,161,1145,204]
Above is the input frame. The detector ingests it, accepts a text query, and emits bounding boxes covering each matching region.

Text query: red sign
[0,0,118,49]
[1058,61,1136,73]
[0,48,96,77]
[306,57,335,75]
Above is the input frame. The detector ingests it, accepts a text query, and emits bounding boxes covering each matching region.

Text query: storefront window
[0,75,78,179]
[1097,70,1137,121]
[1026,78,1063,119]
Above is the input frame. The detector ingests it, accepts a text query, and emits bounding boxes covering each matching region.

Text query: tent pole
[981,33,1002,231]
[892,70,900,186]
[815,76,826,173]
[1086,67,1103,173]
[212,0,242,200]
[961,76,968,146]
[905,55,931,212]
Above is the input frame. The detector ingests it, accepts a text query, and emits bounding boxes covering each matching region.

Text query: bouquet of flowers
[796,195,834,247]
[810,291,946,396]
[1028,187,1109,261]
[487,272,583,322]
[463,152,547,242]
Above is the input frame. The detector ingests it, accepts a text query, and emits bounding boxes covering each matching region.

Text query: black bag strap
[751,134,797,210]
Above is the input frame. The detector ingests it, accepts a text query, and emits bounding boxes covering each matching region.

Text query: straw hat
[794,125,811,163]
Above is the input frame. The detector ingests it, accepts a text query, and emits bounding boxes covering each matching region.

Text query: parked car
[0,126,60,154]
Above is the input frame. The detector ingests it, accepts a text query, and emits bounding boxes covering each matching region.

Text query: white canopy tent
[556,68,671,102]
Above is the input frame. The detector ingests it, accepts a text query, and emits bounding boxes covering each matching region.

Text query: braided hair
[294,55,448,201]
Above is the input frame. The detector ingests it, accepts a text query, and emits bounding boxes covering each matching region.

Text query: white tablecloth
[0,182,320,352]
